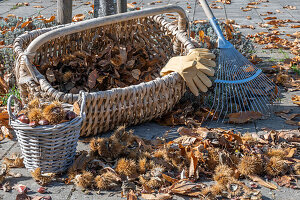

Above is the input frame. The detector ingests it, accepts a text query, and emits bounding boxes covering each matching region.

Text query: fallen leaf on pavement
[169,180,204,196]
[162,174,178,183]
[283,5,296,10]
[273,175,294,188]
[16,193,31,200]
[3,154,24,168]
[33,5,44,8]
[73,14,85,22]
[127,189,137,200]
[228,111,262,123]
[292,95,300,106]
[248,175,278,190]
[286,148,297,158]
[1,126,13,139]
[141,193,172,200]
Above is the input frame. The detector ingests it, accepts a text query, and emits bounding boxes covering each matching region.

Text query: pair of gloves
[160,48,216,96]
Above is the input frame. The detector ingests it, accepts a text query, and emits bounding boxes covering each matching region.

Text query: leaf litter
[3,125,292,199]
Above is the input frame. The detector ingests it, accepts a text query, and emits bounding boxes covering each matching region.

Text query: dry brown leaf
[239,25,255,29]
[292,95,300,106]
[190,31,195,39]
[169,180,204,196]
[246,16,252,20]
[0,77,8,93]
[292,32,300,38]
[16,193,31,200]
[273,176,294,188]
[33,5,44,8]
[0,110,9,128]
[228,111,262,123]
[283,5,296,10]
[249,55,262,64]
[189,151,198,178]
[46,68,56,82]
[68,151,92,176]
[31,168,54,186]
[88,69,99,89]
[286,148,297,158]
[3,156,24,168]
[73,101,80,115]
[127,3,136,9]
[1,126,13,140]
[7,14,16,18]
[248,175,278,190]
[291,25,300,28]
[73,14,85,22]
[221,0,231,4]
[211,5,223,9]
[199,30,204,43]
[43,16,55,23]
[242,8,252,12]
[21,21,32,28]
[0,132,4,141]
[127,189,137,200]
[141,193,172,200]
[178,127,198,137]
[204,36,212,49]
[225,25,233,40]
[162,174,178,184]
[131,69,141,80]
[97,75,108,84]
[285,119,300,126]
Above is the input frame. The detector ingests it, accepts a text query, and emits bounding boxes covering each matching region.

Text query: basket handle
[21,5,188,83]
[7,95,21,121]
[78,91,87,119]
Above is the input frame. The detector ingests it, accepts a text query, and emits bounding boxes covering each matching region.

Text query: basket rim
[10,115,83,132]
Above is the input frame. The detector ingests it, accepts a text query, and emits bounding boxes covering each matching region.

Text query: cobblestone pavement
[0,0,300,199]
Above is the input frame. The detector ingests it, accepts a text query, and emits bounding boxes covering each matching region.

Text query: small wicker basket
[7,92,86,173]
[14,6,195,137]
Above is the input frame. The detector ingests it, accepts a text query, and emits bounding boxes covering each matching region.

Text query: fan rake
[198,0,280,122]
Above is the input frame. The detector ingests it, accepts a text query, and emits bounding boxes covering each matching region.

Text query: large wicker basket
[7,92,86,173]
[13,6,195,137]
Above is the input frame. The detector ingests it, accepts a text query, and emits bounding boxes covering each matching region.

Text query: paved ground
[0,0,300,199]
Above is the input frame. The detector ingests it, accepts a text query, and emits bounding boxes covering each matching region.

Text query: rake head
[207,47,280,122]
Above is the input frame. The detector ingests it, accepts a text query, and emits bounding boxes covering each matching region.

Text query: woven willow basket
[7,93,86,173]
[13,6,195,137]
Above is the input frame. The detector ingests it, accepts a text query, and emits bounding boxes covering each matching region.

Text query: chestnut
[17,114,29,124]
[37,187,46,194]
[66,111,77,120]
[29,121,38,127]
[38,119,49,126]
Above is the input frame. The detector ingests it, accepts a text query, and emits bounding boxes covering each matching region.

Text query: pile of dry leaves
[13,125,295,200]
[38,43,165,94]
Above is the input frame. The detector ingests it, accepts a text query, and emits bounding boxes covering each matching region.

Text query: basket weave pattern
[8,95,85,173]
[13,7,194,136]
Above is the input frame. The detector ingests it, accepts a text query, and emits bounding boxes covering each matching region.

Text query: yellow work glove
[188,48,216,68]
[160,48,216,96]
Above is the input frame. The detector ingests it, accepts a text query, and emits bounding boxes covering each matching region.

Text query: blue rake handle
[198,0,263,84]
[198,0,233,49]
